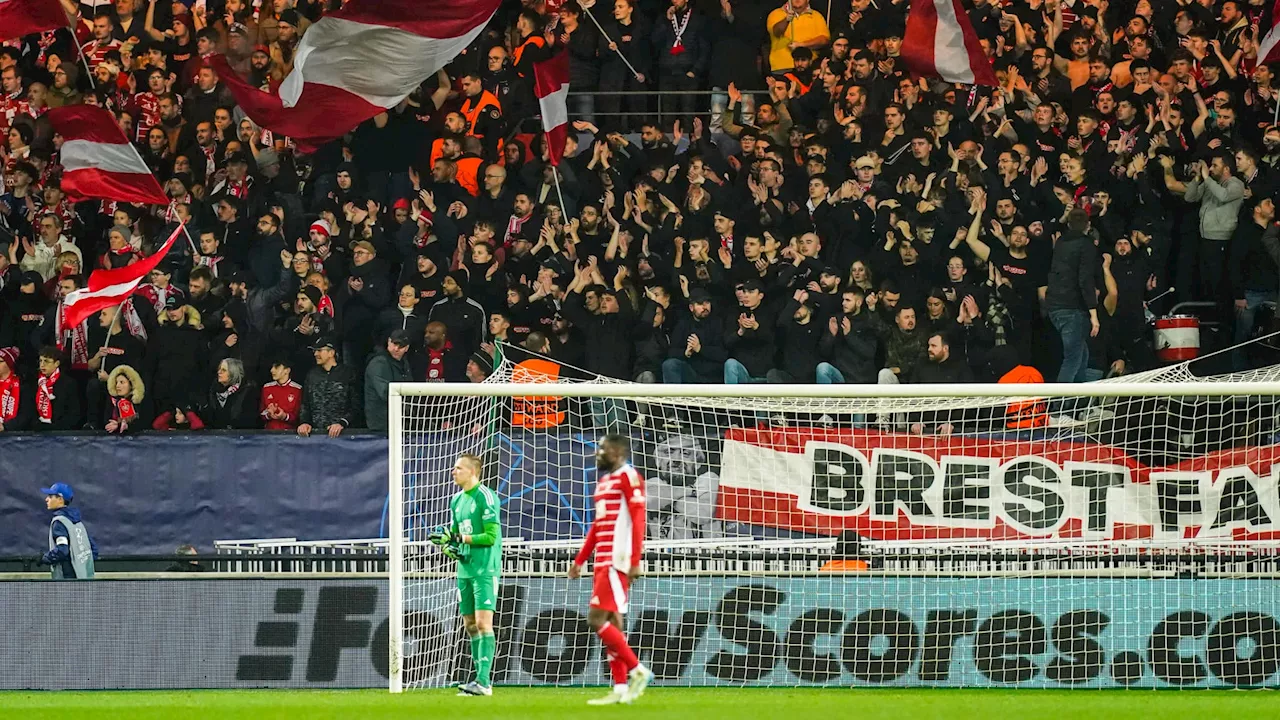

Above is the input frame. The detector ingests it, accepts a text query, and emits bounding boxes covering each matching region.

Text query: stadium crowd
[0,0,1278,434]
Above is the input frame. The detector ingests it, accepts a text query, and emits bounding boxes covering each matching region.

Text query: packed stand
[0,0,1277,434]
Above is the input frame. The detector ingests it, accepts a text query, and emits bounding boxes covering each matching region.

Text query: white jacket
[20,235,83,281]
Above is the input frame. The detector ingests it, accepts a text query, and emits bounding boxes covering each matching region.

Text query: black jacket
[374,306,428,350]
[200,381,259,429]
[633,301,670,378]
[775,300,823,382]
[1043,230,1099,312]
[146,307,207,409]
[651,7,711,76]
[560,291,637,380]
[427,294,487,355]
[410,342,469,383]
[668,310,728,381]
[911,355,976,384]
[1229,219,1279,298]
[819,311,880,384]
[723,300,779,378]
[243,265,300,335]
[34,370,80,431]
[299,362,360,428]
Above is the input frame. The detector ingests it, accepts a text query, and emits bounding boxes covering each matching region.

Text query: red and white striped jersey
[80,39,122,72]
[575,463,646,572]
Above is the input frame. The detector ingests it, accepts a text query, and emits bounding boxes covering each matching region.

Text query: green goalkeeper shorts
[458,574,500,616]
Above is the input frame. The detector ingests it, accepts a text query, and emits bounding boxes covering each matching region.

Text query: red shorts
[590,566,631,614]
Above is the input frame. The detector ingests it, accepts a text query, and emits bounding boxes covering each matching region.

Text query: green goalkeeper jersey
[450,483,502,578]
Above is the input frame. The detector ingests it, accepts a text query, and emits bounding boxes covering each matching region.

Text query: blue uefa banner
[493,577,1280,688]
[2,577,1277,689]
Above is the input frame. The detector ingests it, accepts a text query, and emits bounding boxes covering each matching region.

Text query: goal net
[388,356,1280,691]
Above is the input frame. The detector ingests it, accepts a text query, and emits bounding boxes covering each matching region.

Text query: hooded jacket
[105,364,147,432]
[147,306,206,409]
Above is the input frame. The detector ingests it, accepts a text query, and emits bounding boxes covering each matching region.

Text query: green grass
[1,687,1278,720]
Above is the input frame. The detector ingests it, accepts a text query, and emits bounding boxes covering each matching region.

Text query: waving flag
[47,105,168,205]
[213,0,502,150]
[63,224,183,328]
[534,50,570,167]
[902,0,997,87]
[0,0,66,41]
[1261,0,1280,64]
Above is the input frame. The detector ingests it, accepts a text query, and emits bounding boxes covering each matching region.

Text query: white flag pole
[547,134,569,213]
[578,0,642,81]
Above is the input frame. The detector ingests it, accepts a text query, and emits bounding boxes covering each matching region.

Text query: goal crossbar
[390,381,1280,400]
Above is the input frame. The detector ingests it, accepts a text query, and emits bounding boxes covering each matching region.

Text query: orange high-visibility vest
[456,156,483,197]
[461,90,505,157]
[1001,364,1048,428]
[511,358,566,428]
[783,72,812,95]
[513,35,546,76]
[461,90,501,134]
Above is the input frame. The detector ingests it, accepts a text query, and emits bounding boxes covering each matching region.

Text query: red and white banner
[62,224,182,328]
[47,105,168,205]
[0,0,66,41]
[534,50,570,167]
[716,429,1280,541]
[213,0,501,150]
[902,0,997,87]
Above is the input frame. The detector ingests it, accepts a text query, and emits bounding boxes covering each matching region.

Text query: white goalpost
[389,374,1280,692]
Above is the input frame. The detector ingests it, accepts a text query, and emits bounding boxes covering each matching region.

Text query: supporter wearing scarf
[55,302,90,369]
[36,367,57,424]
[0,346,20,428]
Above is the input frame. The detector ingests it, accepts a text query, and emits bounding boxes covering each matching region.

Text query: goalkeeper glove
[440,541,463,561]
[428,525,454,546]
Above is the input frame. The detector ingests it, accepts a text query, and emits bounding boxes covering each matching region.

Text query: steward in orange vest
[459,74,505,162]
[512,20,549,78]
[988,346,1048,429]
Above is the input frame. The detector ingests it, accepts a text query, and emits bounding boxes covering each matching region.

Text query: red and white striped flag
[62,224,182,328]
[902,0,997,87]
[212,0,501,150]
[47,105,168,205]
[534,51,570,167]
[0,0,66,41]
[1260,0,1280,64]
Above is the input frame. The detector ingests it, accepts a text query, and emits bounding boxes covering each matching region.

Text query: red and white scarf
[669,9,690,54]
[195,254,228,277]
[120,297,148,342]
[36,369,58,424]
[505,213,532,246]
[201,144,218,185]
[162,196,192,224]
[0,374,19,422]
[56,304,90,369]
[110,396,137,428]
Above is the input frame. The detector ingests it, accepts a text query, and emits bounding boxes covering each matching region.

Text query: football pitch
[1,687,1277,720]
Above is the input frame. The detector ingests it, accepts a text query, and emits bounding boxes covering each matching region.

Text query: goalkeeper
[430,453,502,697]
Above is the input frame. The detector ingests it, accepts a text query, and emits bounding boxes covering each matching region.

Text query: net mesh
[392,350,1280,690]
